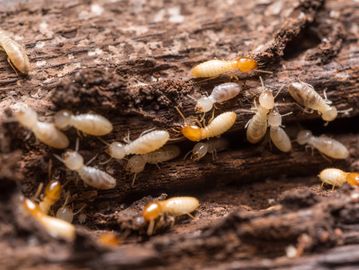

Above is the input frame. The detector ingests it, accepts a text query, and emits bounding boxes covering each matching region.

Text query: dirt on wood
[0,0,358,269]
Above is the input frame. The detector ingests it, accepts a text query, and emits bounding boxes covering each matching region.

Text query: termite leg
[183,150,193,160]
[7,58,19,76]
[86,154,99,166]
[154,163,161,170]
[99,157,113,165]
[147,220,155,236]
[319,152,332,163]
[140,127,156,137]
[322,88,333,105]
[32,182,44,201]
[131,174,138,187]
[320,181,325,188]
[274,85,285,99]
[186,213,195,219]
[123,130,131,144]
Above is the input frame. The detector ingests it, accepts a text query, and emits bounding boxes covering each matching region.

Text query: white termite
[296,130,349,159]
[194,82,241,113]
[0,28,30,74]
[189,138,229,161]
[126,145,181,186]
[267,110,292,153]
[288,82,337,122]
[55,146,117,189]
[319,168,359,188]
[12,103,69,149]
[246,78,275,144]
[54,110,113,136]
[106,130,170,159]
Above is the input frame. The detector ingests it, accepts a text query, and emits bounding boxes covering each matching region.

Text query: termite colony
[2,26,355,241]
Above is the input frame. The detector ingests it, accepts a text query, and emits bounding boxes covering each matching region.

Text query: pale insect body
[23,198,75,241]
[143,196,200,235]
[108,130,170,159]
[319,168,359,188]
[288,82,337,122]
[126,145,181,175]
[12,103,69,149]
[59,150,116,189]
[195,83,241,113]
[267,110,292,153]
[0,28,30,74]
[246,81,275,144]
[178,110,237,142]
[55,193,75,223]
[297,130,349,159]
[191,57,257,78]
[54,110,113,136]
[191,138,229,161]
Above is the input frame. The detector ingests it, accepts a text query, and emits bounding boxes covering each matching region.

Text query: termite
[191,57,258,78]
[106,130,170,160]
[267,110,292,153]
[143,196,199,235]
[126,145,181,186]
[193,82,241,113]
[22,198,75,241]
[54,110,113,136]
[246,78,275,144]
[296,130,349,159]
[189,138,229,161]
[176,108,236,142]
[54,143,117,189]
[97,232,121,247]
[12,103,69,149]
[319,168,359,189]
[0,28,30,75]
[38,180,62,214]
[288,82,337,122]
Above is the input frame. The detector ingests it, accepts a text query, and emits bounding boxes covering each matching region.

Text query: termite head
[182,125,202,142]
[236,57,257,73]
[54,110,73,129]
[191,142,208,160]
[62,151,84,170]
[297,130,312,145]
[347,173,359,186]
[56,206,74,223]
[44,181,62,202]
[268,110,282,127]
[195,96,214,113]
[259,90,275,110]
[126,155,146,174]
[12,103,37,129]
[143,201,163,221]
[322,107,337,122]
[108,142,126,159]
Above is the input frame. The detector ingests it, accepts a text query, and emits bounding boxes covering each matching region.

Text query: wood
[0,0,358,269]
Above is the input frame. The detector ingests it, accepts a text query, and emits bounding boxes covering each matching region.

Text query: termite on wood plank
[22,198,75,241]
[12,103,69,149]
[319,168,359,189]
[126,145,181,186]
[54,110,113,136]
[267,110,292,153]
[288,82,337,122]
[105,130,170,159]
[0,28,30,75]
[193,82,241,113]
[297,130,349,159]
[191,57,259,78]
[176,107,236,142]
[143,196,200,235]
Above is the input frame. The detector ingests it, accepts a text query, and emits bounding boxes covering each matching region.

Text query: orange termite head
[45,181,62,201]
[181,124,202,142]
[347,173,359,187]
[143,201,163,222]
[236,57,257,73]
[23,198,43,218]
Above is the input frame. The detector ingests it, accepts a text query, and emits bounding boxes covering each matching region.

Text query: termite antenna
[274,85,285,99]
[131,174,137,187]
[175,106,187,121]
[183,150,193,160]
[32,182,44,201]
[337,108,353,115]
[186,94,198,103]
[97,137,110,146]
[255,69,273,74]
[75,138,80,152]
[281,111,293,117]
[53,154,64,163]
[73,204,86,216]
[259,76,265,89]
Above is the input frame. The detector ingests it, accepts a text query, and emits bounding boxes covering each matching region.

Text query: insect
[143,196,200,235]
[38,180,62,214]
[54,110,113,136]
[0,28,30,75]
[12,103,69,149]
[193,82,241,113]
[288,82,337,122]
[176,108,236,142]
[267,110,292,153]
[106,130,170,159]
[191,57,258,78]
[246,79,275,144]
[22,198,75,241]
[55,144,117,189]
[296,130,349,159]
[126,145,181,186]
[97,232,121,247]
[188,138,229,161]
[319,168,359,189]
